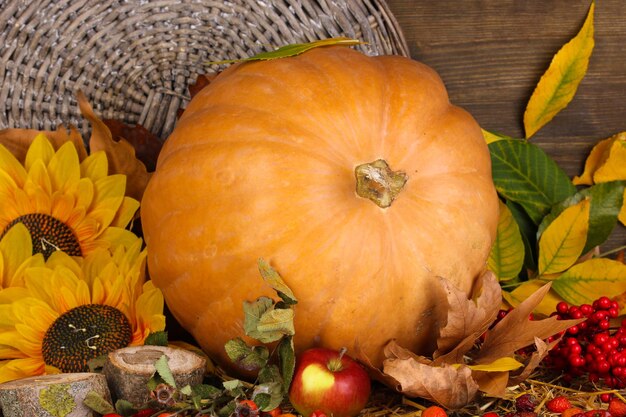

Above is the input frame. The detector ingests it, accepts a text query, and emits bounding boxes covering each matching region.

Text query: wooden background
[385,0,626,251]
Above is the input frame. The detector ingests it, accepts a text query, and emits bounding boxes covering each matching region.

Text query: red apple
[288,347,371,417]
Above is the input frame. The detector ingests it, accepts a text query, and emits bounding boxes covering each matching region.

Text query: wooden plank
[386,0,626,251]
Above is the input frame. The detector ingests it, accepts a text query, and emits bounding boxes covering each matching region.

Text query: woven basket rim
[0,0,409,139]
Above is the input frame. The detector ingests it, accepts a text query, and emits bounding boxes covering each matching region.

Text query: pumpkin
[141,46,499,373]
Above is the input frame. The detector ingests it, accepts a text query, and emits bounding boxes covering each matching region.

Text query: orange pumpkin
[141,46,499,373]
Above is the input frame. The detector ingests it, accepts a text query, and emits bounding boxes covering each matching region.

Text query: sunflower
[0,133,139,260]
[0,223,44,294]
[0,235,165,383]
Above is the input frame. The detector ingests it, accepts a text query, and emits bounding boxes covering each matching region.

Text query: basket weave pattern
[0,0,408,139]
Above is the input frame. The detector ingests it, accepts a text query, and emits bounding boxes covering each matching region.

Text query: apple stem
[328,347,348,372]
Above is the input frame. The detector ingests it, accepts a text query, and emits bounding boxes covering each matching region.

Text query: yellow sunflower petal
[0,223,34,288]
[24,134,55,171]
[0,357,46,383]
[110,196,140,228]
[0,287,30,306]
[47,141,81,192]
[0,144,27,187]
[50,192,76,224]
[80,150,109,182]
[75,177,95,210]
[24,159,52,197]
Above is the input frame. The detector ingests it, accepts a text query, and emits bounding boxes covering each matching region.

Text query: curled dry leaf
[435,271,501,359]
[77,91,150,202]
[381,274,583,409]
[384,345,478,410]
[103,119,163,172]
[0,125,88,162]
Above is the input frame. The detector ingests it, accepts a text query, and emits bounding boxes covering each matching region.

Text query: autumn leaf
[482,129,516,144]
[509,337,560,384]
[77,91,150,201]
[467,357,523,372]
[551,258,626,306]
[434,271,501,361]
[573,135,616,185]
[0,126,88,162]
[592,132,626,183]
[476,282,583,365]
[488,201,525,281]
[538,198,590,276]
[503,279,565,316]
[103,119,163,172]
[523,2,595,138]
[383,355,479,410]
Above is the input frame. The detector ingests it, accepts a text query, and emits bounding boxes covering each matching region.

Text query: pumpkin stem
[355,159,407,208]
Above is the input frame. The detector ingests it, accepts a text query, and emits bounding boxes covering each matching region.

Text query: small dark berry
[515,394,536,412]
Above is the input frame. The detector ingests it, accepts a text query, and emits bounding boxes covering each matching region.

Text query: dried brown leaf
[383,358,479,410]
[0,125,88,161]
[384,340,432,365]
[435,271,502,358]
[475,283,583,364]
[77,91,150,201]
[471,370,509,398]
[189,73,217,99]
[509,337,560,384]
[103,119,163,172]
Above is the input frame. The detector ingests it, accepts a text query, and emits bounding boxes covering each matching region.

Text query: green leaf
[489,139,576,224]
[507,200,538,272]
[252,382,284,411]
[538,199,590,276]
[539,181,625,254]
[114,399,136,416]
[83,391,116,416]
[224,338,270,371]
[39,384,75,417]
[258,258,297,305]
[524,2,595,138]
[488,201,525,281]
[255,309,296,343]
[222,380,245,400]
[278,336,296,393]
[244,297,295,343]
[552,258,626,305]
[191,384,223,400]
[209,37,362,65]
[155,354,177,387]
[243,297,274,336]
[144,331,169,346]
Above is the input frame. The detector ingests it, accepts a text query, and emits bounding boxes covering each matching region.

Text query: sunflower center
[42,304,132,372]
[1,213,82,259]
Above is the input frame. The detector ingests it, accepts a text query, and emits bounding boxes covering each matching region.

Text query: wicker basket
[0,0,408,139]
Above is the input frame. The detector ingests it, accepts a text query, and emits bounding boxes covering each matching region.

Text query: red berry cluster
[545,296,626,388]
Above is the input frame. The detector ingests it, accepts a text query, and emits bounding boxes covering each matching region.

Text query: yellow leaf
[483,129,505,144]
[468,357,523,373]
[523,2,594,138]
[503,280,565,316]
[572,135,614,185]
[538,199,590,276]
[488,201,524,281]
[552,258,626,306]
[593,132,626,183]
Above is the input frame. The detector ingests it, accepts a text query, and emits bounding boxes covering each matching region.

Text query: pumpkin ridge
[162,106,360,169]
